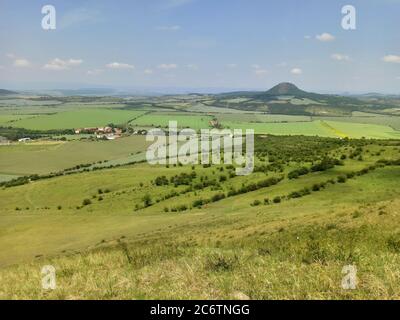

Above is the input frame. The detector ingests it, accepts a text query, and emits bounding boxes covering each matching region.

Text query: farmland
[1,135,400,299]
[129,113,213,129]
[0,136,150,176]
[8,108,146,130]
[0,92,400,300]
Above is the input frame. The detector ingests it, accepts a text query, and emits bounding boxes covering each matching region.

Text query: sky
[0,0,399,93]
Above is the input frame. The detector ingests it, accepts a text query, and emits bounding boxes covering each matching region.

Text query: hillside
[0,136,400,299]
[212,83,394,116]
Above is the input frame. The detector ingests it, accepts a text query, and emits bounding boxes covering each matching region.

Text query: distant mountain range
[212,82,395,116]
[0,89,17,96]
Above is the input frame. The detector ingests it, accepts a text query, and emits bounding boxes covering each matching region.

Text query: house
[84,127,98,133]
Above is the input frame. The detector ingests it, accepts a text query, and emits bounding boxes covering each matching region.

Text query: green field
[0,136,149,176]
[2,95,400,300]
[130,113,213,129]
[9,108,145,130]
[220,119,400,139]
[1,135,400,299]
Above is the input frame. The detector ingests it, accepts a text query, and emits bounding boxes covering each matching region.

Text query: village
[74,126,123,140]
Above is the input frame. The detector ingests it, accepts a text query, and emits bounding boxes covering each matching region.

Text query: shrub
[288,167,309,179]
[251,200,261,206]
[205,253,239,272]
[387,234,400,253]
[312,184,321,191]
[154,175,169,186]
[211,193,226,202]
[82,199,92,206]
[193,199,205,208]
[142,194,152,207]
[273,196,281,204]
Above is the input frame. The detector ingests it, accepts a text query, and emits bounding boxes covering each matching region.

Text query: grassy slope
[1,141,400,299]
[0,167,399,299]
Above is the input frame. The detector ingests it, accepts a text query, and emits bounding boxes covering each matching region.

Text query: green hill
[1,136,400,299]
[213,83,390,116]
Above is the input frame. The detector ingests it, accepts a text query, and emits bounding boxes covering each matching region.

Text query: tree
[142,194,152,207]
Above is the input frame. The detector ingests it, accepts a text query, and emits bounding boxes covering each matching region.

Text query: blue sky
[0,0,399,93]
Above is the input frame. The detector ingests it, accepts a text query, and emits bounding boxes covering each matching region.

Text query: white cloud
[331,53,350,61]
[106,62,135,70]
[304,35,311,40]
[44,58,83,71]
[87,69,103,76]
[14,59,31,67]
[396,76,400,80]
[291,68,303,75]
[382,55,400,63]
[0,65,4,69]
[156,25,181,31]
[251,64,261,69]
[158,63,177,70]
[144,69,154,74]
[316,33,335,42]
[277,62,288,67]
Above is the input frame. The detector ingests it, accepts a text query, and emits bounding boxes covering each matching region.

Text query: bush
[205,253,239,272]
[142,194,152,207]
[82,199,92,206]
[273,196,281,204]
[288,167,309,179]
[193,199,205,208]
[337,176,347,183]
[154,175,169,186]
[312,184,321,192]
[211,193,226,202]
[251,200,261,206]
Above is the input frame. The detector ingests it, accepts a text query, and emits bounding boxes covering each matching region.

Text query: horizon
[1,0,399,94]
[2,81,399,96]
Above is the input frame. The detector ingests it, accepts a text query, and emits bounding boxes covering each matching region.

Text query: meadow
[1,96,400,300]
[1,135,400,299]
[129,113,213,130]
[219,119,400,139]
[8,108,145,130]
[0,136,150,176]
